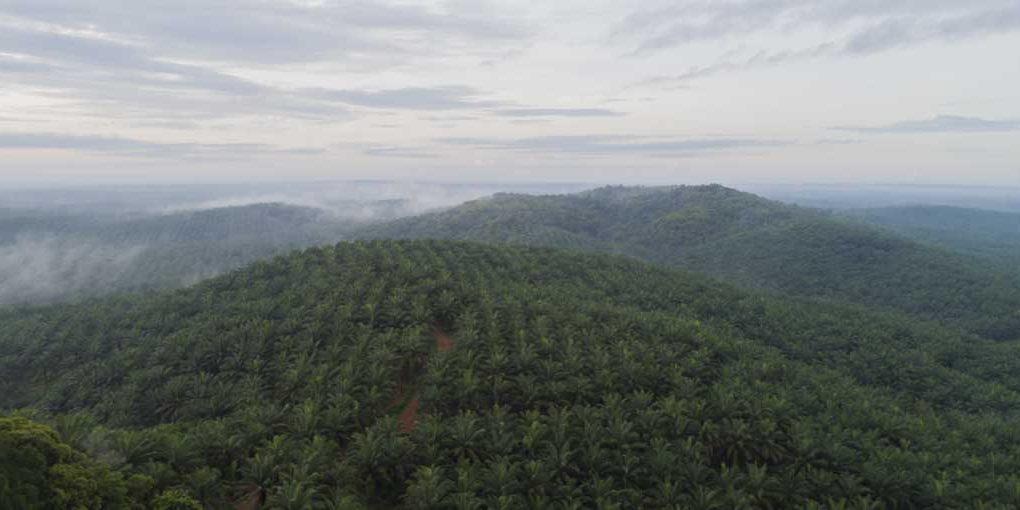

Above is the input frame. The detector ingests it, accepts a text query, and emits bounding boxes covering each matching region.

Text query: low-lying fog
[0,181,592,305]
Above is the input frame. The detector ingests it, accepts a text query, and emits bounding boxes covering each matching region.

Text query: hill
[4,240,1020,507]
[842,205,1020,271]
[359,185,1020,340]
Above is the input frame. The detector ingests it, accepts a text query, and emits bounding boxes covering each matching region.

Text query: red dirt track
[396,328,455,433]
[397,396,421,433]
[435,329,455,352]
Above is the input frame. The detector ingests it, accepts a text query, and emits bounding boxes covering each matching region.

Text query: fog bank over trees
[0,181,591,304]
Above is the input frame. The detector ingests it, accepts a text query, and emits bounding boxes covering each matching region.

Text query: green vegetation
[360,185,1020,340]
[843,205,1020,271]
[5,240,1020,507]
[0,415,153,509]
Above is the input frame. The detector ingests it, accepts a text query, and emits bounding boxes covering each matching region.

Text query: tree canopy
[4,240,1020,507]
[359,185,1020,340]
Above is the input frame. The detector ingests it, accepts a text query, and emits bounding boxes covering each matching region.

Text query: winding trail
[396,327,455,433]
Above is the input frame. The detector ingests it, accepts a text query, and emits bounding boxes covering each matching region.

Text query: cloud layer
[618,0,1020,54]
[624,1,1020,87]
[0,132,319,159]
[834,116,1020,134]
[1,1,1018,183]
[440,135,784,156]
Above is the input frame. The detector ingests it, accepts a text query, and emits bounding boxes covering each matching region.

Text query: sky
[1,0,1019,186]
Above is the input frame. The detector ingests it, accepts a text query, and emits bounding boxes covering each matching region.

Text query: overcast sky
[1,0,1019,186]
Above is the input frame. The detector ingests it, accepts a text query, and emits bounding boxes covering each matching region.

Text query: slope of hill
[4,240,1020,507]
[842,205,1020,270]
[0,203,353,305]
[359,185,1020,340]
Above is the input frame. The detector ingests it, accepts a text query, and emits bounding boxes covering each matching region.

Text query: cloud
[0,132,321,158]
[0,22,619,123]
[619,1,1019,54]
[0,55,54,73]
[0,25,549,122]
[621,1,1020,86]
[0,115,41,123]
[0,4,533,122]
[362,146,442,159]
[0,1,528,65]
[491,108,624,118]
[627,43,837,89]
[834,115,1020,134]
[439,134,785,156]
[0,235,149,304]
[814,138,864,145]
[0,3,632,147]
[0,26,262,99]
[308,86,503,111]
[0,25,350,120]
[840,7,1020,54]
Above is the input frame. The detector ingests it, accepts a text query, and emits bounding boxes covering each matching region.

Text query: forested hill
[358,185,1020,340]
[5,240,1020,507]
[842,205,1020,270]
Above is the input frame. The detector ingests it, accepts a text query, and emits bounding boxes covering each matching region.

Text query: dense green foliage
[5,240,1020,508]
[842,205,1020,272]
[0,415,153,509]
[359,185,1020,340]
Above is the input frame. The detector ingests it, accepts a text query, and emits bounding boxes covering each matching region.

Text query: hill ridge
[357,186,1020,340]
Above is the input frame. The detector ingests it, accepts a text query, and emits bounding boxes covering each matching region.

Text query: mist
[0,235,147,304]
[0,180,594,305]
[152,181,587,219]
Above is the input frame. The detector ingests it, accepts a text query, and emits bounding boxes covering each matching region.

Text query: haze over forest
[2,1,1020,509]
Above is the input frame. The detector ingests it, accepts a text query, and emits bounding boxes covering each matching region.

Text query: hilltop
[359,185,1020,340]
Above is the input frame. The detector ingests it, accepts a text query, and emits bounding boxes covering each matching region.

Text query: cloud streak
[0,1,528,64]
[491,108,624,118]
[308,86,503,111]
[0,23,618,123]
[440,135,785,156]
[0,6,541,122]
[623,1,1020,87]
[362,146,442,159]
[833,115,1020,134]
[0,25,350,120]
[619,1,1020,54]
[0,132,320,159]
